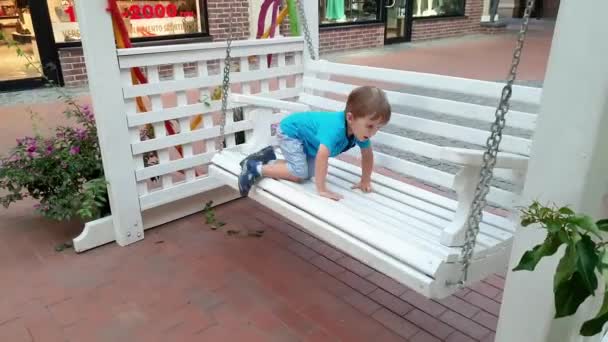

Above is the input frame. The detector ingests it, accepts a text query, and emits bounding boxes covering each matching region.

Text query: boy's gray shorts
[276,127,315,180]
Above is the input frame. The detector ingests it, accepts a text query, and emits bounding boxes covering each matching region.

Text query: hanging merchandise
[325,0,345,21]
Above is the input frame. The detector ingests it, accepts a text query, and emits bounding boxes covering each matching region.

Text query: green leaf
[555,272,593,318]
[554,244,576,291]
[570,215,601,238]
[580,287,608,336]
[546,220,563,234]
[575,235,599,294]
[513,233,562,271]
[597,219,608,232]
[559,207,575,216]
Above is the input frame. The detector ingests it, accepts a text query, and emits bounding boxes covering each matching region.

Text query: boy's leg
[261,160,302,182]
[239,145,276,167]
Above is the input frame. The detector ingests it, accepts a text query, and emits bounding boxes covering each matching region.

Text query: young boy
[238,85,391,201]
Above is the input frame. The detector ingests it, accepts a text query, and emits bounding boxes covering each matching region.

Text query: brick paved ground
[0,20,554,341]
[1,197,504,342]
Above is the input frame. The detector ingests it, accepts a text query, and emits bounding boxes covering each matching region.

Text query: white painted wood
[73,187,240,253]
[497,1,608,340]
[230,94,311,113]
[214,150,445,276]
[440,147,529,169]
[328,166,513,244]
[237,108,275,155]
[124,65,304,99]
[131,120,252,155]
[299,92,531,155]
[441,166,483,246]
[278,53,288,90]
[147,66,173,189]
[135,152,214,181]
[139,176,222,211]
[259,55,271,94]
[127,88,299,127]
[211,163,439,296]
[329,158,514,230]
[74,0,144,246]
[210,149,517,299]
[118,38,305,68]
[306,60,542,106]
[73,216,115,253]
[174,64,196,181]
[121,69,149,197]
[303,76,538,131]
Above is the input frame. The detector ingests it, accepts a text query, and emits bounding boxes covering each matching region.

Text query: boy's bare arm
[316,145,343,201]
[352,147,373,193]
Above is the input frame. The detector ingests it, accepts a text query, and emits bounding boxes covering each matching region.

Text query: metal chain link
[457,0,537,286]
[296,0,318,60]
[219,3,234,152]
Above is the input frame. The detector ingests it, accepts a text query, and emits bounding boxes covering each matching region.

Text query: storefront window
[412,0,465,18]
[319,0,381,25]
[0,0,43,81]
[47,0,208,43]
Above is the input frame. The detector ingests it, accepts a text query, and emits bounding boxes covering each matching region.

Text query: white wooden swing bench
[210,59,540,298]
[73,0,541,300]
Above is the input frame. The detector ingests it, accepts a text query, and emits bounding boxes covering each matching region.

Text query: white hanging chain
[296,0,318,61]
[456,0,537,287]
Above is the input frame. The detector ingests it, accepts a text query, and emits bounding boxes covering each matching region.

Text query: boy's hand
[318,190,343,201]
[352,180,372,193]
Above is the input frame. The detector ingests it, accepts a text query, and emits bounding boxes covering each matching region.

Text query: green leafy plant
[0,33,109,222]
[513,201,608,336]
[203,201,225,230]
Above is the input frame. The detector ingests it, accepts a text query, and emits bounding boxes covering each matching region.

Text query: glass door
[0,0,60,91]
[384,0,411,44]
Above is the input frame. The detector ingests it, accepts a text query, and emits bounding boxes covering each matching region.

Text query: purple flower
[76,128,87,140]
[27,144,37,153]
[69,146,80,155]
[45,144,54,155]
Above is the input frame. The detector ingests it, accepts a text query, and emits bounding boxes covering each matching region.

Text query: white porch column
[496,0,608,341]
[73,0,145,247]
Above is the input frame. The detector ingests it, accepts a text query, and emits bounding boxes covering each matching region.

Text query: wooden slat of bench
[283,179,455,257]
[329,158,515,233]
[328,167,513,243]
[325,174,503,252]
[299,93,531,156]
[306,60,542,106]
[303,77,537,131]
[213,150,446,276]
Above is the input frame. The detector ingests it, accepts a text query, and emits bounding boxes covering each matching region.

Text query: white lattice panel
[119,38,305,210]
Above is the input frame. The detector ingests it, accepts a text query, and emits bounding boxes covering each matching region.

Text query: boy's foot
[239,146,276,168]
[238,159,262,196]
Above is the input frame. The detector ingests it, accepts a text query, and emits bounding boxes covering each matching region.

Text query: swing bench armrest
[230,94,311,113]
[439,147,529,170]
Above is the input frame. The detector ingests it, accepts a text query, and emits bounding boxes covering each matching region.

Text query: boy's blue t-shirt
[279,111,371,157]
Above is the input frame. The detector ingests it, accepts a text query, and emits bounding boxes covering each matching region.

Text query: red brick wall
[58,48,88,88]
[411,0,483,41]
[319,24,385,54]
[207,0,249,41]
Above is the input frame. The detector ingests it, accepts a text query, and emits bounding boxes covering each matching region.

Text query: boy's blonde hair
[345,86,391,124]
